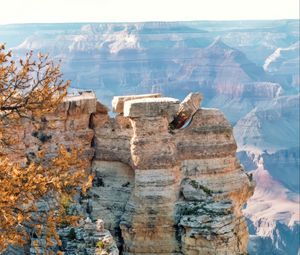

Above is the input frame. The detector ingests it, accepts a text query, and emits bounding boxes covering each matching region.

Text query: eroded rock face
[88,161,134,249]
[2,91,96,166]
[0,91,115,255]
[169,92,203,130]
[2,91,254,255]
[55,218,119,255]
[90,93,254,255]
[112,93,162,114]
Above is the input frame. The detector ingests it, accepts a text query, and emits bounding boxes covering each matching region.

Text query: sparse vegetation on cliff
[0,44,92,252]
[189,180,213,196]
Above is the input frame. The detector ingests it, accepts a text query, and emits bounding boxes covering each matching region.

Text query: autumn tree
[0,44,91,252]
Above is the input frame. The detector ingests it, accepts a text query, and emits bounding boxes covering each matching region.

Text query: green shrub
[96,240,104,249]
[189,180,213,196]
[67,228,76,240]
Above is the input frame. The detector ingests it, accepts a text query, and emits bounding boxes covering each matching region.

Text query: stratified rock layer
[112,93,162,114]
[2,91,254,255]
[91,93,254,255]
[2,91,96,166]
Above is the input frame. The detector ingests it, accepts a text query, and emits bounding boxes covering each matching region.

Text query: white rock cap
[59,91,97,115]
[112,93,162,113]
[124,97,180,118]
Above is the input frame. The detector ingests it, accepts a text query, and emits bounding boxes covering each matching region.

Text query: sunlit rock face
[2,92,254,254]
[90,93,254,255]
[1,91,96,166]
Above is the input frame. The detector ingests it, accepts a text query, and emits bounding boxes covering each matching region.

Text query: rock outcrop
[90,93,254,254]
[2,91,254,255]
[1,91,96,166]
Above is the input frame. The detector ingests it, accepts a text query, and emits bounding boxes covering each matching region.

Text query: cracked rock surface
[2,92,254,255]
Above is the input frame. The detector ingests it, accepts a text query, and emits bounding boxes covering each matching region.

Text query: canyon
[1,20,298,254]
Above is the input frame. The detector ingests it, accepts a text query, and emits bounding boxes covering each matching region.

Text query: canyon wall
[3,91,254,254]
[2,91,96,165]
[89,92,254,254]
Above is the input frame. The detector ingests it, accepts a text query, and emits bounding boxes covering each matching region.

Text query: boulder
[124,97,180,119]
[112,93,161,113]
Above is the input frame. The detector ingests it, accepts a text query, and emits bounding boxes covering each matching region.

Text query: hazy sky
[1,0,299,24]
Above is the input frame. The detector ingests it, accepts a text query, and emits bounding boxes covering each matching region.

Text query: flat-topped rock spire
[112,93,162,113]
[123,97,180,119]
[91,91,254,255]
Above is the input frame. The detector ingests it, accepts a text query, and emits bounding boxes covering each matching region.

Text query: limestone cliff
[1,91,96,166]
[89,92,254,255]
[2,91,254,255]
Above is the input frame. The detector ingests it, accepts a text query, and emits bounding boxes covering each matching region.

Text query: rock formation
[2,91,254,255]
[1,91,96,166]
[90,92,254,254]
